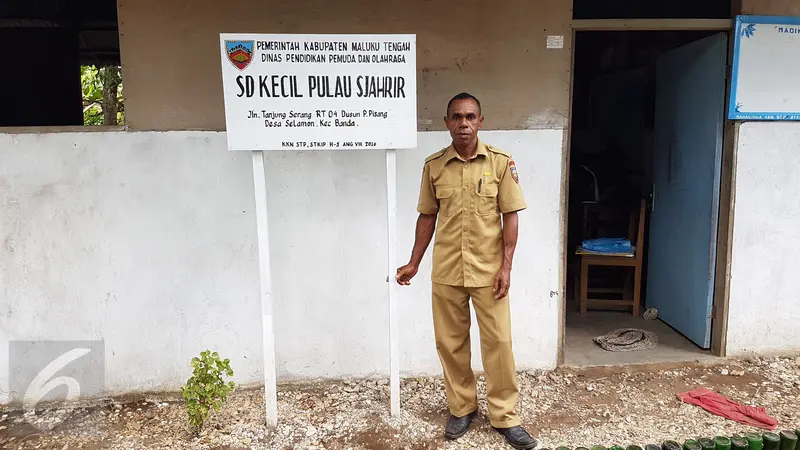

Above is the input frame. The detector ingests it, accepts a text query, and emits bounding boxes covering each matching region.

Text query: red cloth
[677,387,777,430]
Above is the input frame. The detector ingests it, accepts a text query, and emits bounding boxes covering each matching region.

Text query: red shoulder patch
[509,160,519,183]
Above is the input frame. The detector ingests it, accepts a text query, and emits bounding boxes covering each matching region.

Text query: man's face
[445,99,483,146]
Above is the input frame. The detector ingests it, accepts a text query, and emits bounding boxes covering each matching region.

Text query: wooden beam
[557,29,577,366]
[571,19,733,31]
[0,125,125,134]
[710,15,739,358]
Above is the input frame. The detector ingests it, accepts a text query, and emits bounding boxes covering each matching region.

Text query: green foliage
[81,66,103,125]
[181,350,235,430]
[81,65,124,126]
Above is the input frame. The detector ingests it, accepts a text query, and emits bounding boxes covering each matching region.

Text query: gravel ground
[2,356,800,449]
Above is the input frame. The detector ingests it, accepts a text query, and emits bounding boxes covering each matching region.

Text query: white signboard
[219,34,417,150]
[546,35,564,49]
[729,15,800,120]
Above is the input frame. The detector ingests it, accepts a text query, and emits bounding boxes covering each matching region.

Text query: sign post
[250,150,278,427]
[219,33,417,425]
[385,147,400,416]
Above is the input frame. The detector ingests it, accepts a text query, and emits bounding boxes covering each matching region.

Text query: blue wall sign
[729,15,800,121]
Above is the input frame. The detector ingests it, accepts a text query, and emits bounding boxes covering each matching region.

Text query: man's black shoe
[494,425,538,449]
[444,411,476,440]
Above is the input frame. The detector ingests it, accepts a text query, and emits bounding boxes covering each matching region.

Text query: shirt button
[463,207,467,212]
[463,227,468,231]
[462,186,467,190]
[462,246,467,251]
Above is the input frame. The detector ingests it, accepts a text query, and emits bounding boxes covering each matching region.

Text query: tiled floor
[563,310,716,367]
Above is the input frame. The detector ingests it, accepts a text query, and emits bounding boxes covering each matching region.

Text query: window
[0,0,122,127]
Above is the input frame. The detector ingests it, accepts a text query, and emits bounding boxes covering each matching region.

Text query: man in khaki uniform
[396,93,536,450]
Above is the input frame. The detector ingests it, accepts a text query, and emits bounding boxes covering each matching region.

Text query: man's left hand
[493,268,511,299]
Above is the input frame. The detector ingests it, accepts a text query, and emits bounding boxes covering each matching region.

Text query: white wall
[726,122,800,356]
[0,129,563,403]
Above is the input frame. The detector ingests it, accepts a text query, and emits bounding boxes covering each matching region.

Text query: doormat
[593,328,658,352]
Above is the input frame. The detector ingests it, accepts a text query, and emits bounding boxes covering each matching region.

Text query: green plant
[81,65,124,126]
[181,350,235,430]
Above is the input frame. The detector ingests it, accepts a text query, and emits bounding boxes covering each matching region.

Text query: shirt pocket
[475,183,498,216]
[436,187,456,216]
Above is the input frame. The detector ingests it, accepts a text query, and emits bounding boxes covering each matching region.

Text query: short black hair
[446,92,481,116]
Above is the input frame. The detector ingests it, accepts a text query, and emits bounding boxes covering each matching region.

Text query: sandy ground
[2,356,800,450]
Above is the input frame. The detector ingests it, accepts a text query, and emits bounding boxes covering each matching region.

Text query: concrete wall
[117,0,572,131]
[0,129,563,402]
[722,0,800,357]
[726,122,800,356]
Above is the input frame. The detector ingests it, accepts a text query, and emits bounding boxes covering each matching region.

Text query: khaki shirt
[417,140,526,287]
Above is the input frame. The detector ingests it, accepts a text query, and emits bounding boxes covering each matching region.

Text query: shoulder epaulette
[486,145,511,158]
[424,149,447,163]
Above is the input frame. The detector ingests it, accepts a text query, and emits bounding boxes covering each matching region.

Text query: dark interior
[566,30,718,306]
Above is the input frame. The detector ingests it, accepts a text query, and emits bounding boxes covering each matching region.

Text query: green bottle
[733,436,749,450]
[612,446,626,450]
[747,433,765,450]
[556,446,572,450]
[699,439,716,450]
[685,440,703,450]
[592,446,608,450]
[765,433,781,450]
[628,446,644,450]
[780,431,798,450]
[716,436,733,450]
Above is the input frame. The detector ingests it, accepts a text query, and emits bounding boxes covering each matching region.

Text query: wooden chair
[575,198,646,316]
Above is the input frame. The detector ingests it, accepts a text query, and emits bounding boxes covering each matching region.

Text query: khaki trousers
[431,282,521,428]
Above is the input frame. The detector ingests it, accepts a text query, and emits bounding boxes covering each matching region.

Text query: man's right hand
[396,264,419,285]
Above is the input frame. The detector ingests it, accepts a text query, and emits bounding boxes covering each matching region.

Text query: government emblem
[225,40,254,71]
[509,160,519,183]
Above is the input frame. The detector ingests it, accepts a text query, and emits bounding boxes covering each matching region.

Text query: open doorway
[564,29,730,366]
